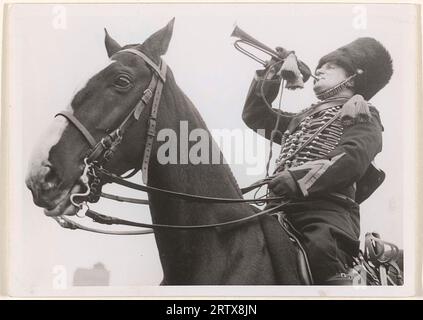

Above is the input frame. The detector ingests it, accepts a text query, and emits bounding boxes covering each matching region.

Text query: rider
[242,37,393,285]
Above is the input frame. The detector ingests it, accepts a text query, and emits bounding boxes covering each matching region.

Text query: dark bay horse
[25,19,300,285]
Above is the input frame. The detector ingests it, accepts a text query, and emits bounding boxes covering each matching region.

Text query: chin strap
[316,69,363,101]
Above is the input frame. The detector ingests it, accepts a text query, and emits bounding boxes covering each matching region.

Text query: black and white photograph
[1,2,419,297]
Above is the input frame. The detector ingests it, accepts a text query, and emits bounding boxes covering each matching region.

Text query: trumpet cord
[265,79,285,179]
[259,61,286,200]
[260,61,284,116]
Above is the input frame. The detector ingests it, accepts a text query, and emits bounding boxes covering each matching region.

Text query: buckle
[100,136,112,149]
[147,117,157,137]
[141,88,153,104]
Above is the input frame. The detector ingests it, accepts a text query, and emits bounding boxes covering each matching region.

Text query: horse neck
[148,70,245,220]
[145,70,275,284]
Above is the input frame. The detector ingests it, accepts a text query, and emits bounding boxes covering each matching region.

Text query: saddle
[268,212,403,286]
[271,212,314,285]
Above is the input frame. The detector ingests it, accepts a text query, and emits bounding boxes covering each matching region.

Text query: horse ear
[104,28,122,57]
[139,18,175,57]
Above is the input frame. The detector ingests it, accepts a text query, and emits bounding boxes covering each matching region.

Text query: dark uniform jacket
[242,71,384,204]
[242,71,386,282]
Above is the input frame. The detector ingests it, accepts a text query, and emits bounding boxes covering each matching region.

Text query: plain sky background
[6,3,418,295]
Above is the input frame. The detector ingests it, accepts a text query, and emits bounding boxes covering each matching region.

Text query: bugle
[231,25,315,82]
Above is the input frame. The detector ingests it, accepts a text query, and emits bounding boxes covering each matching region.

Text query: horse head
[25,19,175,217]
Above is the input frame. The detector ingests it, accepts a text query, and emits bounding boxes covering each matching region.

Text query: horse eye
[114,75,132,89]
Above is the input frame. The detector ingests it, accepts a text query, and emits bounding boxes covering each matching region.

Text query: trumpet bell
[231,25,282,66]
[231,25,314,83]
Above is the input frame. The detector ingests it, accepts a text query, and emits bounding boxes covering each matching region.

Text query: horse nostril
[42,165,61,190]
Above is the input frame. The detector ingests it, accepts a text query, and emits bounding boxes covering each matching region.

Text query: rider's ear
[104,28,122,58]
[139,18,175,58]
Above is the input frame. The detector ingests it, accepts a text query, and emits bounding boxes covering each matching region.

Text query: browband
[112,48,167,83]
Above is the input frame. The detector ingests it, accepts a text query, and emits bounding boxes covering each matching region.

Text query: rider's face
[313,62,351,95]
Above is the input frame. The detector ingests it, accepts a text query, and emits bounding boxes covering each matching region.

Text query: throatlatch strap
[141,60,167,184]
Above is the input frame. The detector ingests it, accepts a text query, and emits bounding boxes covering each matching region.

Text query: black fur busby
[316,37,393,100]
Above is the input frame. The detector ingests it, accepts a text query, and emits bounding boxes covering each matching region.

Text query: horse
[25,19,301,285]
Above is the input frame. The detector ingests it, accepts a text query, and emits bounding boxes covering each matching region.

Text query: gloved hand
[268,170,300,197]
[275,47,290,58]
[264,47,290,79]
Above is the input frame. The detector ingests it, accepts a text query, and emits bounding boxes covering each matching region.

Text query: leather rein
[54,48,290,235]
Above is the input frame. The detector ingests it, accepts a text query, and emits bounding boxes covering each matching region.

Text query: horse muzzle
[26,160,60,201]
[25,160,81,216]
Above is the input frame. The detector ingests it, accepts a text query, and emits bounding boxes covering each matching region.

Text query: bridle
[53,47,295,235]
[57,48,166,185]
